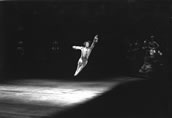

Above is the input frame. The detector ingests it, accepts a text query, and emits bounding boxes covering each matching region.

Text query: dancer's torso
[81,47,91,60]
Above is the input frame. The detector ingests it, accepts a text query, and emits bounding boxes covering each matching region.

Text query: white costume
[72,35,98,76]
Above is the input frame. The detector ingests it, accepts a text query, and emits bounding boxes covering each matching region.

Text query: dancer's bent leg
[74,59,88,76]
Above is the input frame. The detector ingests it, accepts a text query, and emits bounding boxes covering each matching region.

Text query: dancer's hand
[94,35,99,43]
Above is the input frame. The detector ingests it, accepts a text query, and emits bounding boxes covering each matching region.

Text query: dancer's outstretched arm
[72,46,82,50]
[90,35,99,49]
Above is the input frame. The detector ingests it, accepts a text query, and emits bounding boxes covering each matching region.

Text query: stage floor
[0,77,142,118]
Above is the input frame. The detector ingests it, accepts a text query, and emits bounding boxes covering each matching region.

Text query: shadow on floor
[46,78,168,118]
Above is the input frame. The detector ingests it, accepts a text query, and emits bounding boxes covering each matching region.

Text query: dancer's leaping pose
[72,35,99,76]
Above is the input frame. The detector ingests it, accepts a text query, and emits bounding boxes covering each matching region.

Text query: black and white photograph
[0,0,169,118]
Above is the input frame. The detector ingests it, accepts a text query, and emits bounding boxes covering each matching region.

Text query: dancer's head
[83,41,90,47]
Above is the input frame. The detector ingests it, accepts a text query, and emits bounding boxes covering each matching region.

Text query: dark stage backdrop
[2,2,127,79]
[0,3,5,79]
[0,1,169,80]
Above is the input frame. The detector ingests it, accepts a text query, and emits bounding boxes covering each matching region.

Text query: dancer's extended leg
[74,59,87,76]
[74,65,84,76]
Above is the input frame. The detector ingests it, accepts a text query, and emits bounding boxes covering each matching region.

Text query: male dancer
[72,35,99,76]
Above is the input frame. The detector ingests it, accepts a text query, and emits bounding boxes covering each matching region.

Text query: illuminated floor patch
[0,78,123,117]
[0,80,117,106]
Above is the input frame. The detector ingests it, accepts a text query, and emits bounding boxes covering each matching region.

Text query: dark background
[0,0,169,80]
[0,1,169,118]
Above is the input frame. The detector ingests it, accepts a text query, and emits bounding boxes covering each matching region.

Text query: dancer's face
[85,42,90,47]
